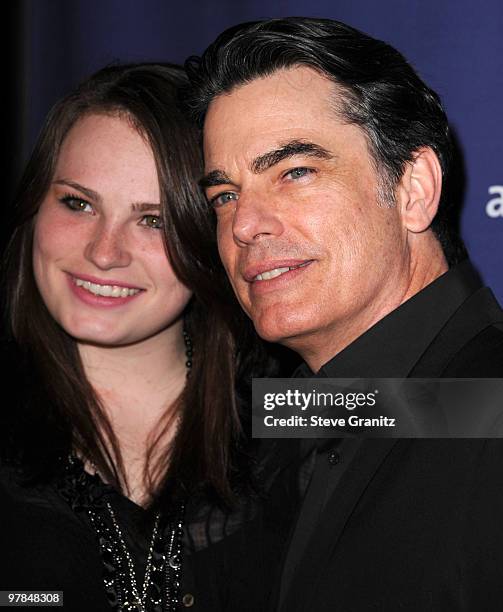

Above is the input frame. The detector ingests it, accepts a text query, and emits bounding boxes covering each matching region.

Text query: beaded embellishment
[57,456,184,611]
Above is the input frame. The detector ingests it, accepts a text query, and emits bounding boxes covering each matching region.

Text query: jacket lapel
[410,287,503,377]
[278,438,397,611]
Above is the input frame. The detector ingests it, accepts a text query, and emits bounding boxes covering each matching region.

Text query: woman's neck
[78,319,188,505]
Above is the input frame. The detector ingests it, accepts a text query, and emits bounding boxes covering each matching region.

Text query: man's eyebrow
[199,141,333,190]
[53,179,101,202]
[199,170,234,190]
[250,140,334,174]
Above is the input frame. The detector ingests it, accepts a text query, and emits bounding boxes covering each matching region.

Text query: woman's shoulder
[0,340,30,427]
[0,338,29,384]
[0,340,65,472]
[0,342,29,465]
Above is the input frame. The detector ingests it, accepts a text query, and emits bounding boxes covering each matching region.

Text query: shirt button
[182,593,195,607]
[328,450,341,466]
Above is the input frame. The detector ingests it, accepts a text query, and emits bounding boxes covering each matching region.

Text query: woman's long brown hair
[2,63,266,506]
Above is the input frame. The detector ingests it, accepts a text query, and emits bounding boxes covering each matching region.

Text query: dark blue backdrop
[18,0,502,302]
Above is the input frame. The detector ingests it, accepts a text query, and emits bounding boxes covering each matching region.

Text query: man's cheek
[217,219,231,251]
[226,274,251,315]
[217,228,235,267]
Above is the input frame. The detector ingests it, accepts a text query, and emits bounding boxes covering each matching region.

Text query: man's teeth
[74,278,140,298]
[254,262,309,281]
[255,267,290,281]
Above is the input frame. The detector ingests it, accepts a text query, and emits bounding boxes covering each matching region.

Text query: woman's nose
[83,222,132,270]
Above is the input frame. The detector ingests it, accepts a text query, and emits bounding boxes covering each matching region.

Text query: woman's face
[33,113,192,347]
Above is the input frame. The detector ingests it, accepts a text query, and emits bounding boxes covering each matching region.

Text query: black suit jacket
[277,284,503,611]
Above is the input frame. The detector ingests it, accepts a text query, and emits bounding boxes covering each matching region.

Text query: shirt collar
[294,260,482,379]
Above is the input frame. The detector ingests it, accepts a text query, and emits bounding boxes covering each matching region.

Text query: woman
[0,63,295,612]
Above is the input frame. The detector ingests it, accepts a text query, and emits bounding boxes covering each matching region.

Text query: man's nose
[231,193,284,246]
[84,220,132,270]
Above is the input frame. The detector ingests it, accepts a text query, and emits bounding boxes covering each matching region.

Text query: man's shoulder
[441,284,503,376]
[412,285,503,377]
[442,322,503,377]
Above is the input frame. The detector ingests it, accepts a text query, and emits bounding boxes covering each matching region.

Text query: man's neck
[296,249,448,373]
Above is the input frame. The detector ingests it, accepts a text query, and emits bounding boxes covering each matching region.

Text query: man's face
[203,67,410,363]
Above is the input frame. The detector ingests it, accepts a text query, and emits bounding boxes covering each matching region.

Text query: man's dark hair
[184,17,466,264]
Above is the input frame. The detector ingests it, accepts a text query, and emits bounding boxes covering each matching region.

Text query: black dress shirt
[279,260,498,609]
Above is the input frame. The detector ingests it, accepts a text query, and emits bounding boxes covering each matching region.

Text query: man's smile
[242,259,315,283]
[252,260,314,282]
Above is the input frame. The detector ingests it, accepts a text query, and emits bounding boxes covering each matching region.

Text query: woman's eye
[210,192,239,208]
[140,214,163,229]
[60,195,93,213]
[284,167,314,180]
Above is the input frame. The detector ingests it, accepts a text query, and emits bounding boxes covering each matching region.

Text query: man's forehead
[205,65,337,123]
[202,66,348,170]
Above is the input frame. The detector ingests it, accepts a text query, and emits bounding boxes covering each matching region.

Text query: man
[185,18,503,611]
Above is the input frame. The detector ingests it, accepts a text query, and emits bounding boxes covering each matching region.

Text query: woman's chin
[59,319,129,347]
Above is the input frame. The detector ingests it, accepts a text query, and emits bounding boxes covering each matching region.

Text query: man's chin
[252,324,285,344]
[251,313,310,347]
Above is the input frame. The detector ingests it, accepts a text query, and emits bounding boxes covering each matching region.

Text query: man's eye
[284,167,314,180]
[139,215,163,229]
[60,194,93,213]
[210,192,239,208]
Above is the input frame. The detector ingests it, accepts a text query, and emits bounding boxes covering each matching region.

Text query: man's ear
[396,147,443,233]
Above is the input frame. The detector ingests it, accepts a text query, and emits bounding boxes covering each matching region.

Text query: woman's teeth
[74,278,140,298]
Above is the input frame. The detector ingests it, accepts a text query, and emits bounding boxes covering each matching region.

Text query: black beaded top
[56,456,184,612]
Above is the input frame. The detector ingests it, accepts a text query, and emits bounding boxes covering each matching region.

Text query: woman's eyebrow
[131,203,161,212]
[53,179,160,211]
[53,178,100,202]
